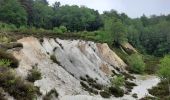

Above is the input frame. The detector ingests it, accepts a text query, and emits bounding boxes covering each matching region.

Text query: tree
[53,1,60,10]
[104,17,127,45]
[128,53,145,74]
[0,0,27,26]
[53,5,103,31]
[158,55,170,95]
[18,0,34,26]
[32,0,54,28]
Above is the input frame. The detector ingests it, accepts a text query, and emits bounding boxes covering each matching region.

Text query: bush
[53,27,63,34]
[50,54,62,66]
[0,68,38,100]
[100,91,111,98]
[0,35,11,43]
[27,68,42,82]
[0,43,23,50]
[0,50,19,68]
[111,76,125,87]
[0,88,6,100]
[128,53,145,74]
[43,89,59,100]
[0,22,17,32]
[59,26,67,33]
[108,87,124,97]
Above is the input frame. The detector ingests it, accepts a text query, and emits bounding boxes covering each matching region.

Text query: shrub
[0,50,19,68]
[0,35,11,43]
[59,26,67,33]
[0,22,17,32]
[0,43,23,50]
[148,80,169,99]
[43,89,59,100]
[100,91,111,98]
[80,81,89,89]
[50,54,62,66]
[111,76,125,87]
[27,68,42,82]
[128,53,145,74]
[132,93,138,98]
[53,27,63,34]
[108,87,124,97]
[0,88,6,100]
[0,68,38,100]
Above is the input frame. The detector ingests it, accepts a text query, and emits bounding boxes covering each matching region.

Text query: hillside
[0,36,159,100]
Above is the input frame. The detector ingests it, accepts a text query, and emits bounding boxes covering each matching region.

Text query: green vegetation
[43,89,59,100]
[157,55,170,95]
[100,91,111,98]
[148,80,170,100]
[111,76,125,87]
[0,67,38,100]
[0,50,19,68]
[127,53,145,74]
[27,68,42,82]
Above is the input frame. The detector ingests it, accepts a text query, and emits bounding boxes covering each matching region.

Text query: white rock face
[12,37,127,98]
[11,37,160,100]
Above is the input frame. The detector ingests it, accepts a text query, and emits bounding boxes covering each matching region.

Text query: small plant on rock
[27,67,42,82]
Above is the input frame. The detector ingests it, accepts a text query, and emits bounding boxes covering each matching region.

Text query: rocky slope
[10,37,159,100]
[12,37,127,99]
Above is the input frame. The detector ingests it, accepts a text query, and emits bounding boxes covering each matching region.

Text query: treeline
[0,0,170,56]
[0,0,103,31]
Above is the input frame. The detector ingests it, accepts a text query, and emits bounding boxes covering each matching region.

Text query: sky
[48,0,170,18]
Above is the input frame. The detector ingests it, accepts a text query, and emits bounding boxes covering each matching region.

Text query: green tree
[0,0,27,26]
[104,18,127,44]
[158,55,170,95]
[32,0,54,28]
[128,53,145,74]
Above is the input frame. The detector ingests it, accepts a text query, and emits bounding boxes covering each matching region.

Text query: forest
[1,0,170,56]
[0,0,170,99]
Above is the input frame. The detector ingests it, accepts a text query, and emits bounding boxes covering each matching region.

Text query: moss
[108,87,124,97]
[100,91,111,98]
